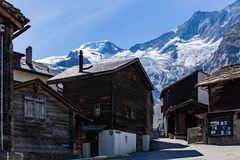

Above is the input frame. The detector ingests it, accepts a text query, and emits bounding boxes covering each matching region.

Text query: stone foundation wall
[187,127,203,144]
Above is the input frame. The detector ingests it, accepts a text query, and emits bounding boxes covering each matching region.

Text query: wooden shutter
[24,95,34,118]
[24,94,46,119]
[35,96,46,119]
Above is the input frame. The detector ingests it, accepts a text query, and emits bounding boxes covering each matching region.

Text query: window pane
[95,104,101,116]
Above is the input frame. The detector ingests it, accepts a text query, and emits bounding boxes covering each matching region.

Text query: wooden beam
[13,25,31,39]
[0,7,24,29]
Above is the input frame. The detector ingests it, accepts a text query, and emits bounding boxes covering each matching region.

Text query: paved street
[113,138,240,160]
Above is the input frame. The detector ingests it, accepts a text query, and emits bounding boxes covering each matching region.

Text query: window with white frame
[94,103,101,117]
[24,94,46,119]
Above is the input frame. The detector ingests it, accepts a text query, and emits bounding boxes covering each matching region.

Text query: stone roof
[197,64,240,86]
[14,56,58,77]
[48,59,136,83]
[0,0,29,27]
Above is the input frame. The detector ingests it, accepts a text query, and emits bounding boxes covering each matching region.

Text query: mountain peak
[37,0,240,101]
[75,40,124,55]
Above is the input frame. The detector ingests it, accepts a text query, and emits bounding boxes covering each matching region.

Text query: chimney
[79,50,83,72]
[26,46,32,64]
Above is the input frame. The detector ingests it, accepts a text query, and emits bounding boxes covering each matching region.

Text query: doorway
[86,133,99,157]
[167,114,175,135]
[185,113,197,131]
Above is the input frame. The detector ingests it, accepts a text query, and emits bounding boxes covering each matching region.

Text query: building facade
[161,70,209,139]
[48,57,154,157]
[12,79,86,160]
[197,64,240,145]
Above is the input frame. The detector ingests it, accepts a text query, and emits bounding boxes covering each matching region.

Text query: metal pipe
[0,34,3,152]
[0,23,5,152]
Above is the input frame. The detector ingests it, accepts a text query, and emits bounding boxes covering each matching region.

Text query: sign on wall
[208,115,233,137]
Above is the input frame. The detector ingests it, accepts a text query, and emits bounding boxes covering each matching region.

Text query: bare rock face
[208,21,240,73]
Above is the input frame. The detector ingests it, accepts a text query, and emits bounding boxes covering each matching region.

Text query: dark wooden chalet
[160,70,208,139]
[48,54,154,157]
[197,64,240,145]
[12,78,88,160]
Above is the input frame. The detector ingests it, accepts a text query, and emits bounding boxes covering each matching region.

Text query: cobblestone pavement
[112,138,240,160]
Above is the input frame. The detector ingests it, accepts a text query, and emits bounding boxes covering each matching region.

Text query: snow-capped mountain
[38,40,124,71]
[37,0,240,100]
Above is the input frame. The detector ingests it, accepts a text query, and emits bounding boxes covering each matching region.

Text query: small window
[128,71,137,81]
[126,105,136,119]
[237,113,240,119]
[128,72,131,79]
[126,105,131,118]
[132,72,137,81]
[131,107,136,119]
[94,104,101,117]
[24,94,46,120]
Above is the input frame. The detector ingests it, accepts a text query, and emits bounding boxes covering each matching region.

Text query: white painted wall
[114,130,136,155]
[13,69,57,90]
[98,130,115,156]
[98,130,136,156]
[197,72,209,105]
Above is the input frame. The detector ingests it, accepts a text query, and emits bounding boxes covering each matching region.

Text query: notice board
[208,115,233,137]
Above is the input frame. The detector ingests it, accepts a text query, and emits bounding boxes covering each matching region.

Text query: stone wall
[187,127,203,144]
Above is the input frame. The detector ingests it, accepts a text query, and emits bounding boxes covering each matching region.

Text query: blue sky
[9,0,235,60]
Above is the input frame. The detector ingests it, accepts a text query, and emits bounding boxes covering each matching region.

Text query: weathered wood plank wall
[209,79,240,112]
[13,84,75,159]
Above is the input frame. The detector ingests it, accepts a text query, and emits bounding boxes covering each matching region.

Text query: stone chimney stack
[79,50,83,72]
[26,46,32,64]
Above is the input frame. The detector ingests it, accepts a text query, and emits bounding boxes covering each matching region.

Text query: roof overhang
[166,99,208,115]
[0,1,29,31]
[47,58,154,90]
[13,67,55,78]
[83,124,106,132]
[196,77,240,87]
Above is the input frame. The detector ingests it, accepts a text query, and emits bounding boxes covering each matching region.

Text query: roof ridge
[221,63,240,70]
[68,58,137,69]
[86,58,136,65]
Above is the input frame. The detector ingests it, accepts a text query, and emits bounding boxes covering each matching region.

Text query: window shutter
[23,94,46,120]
